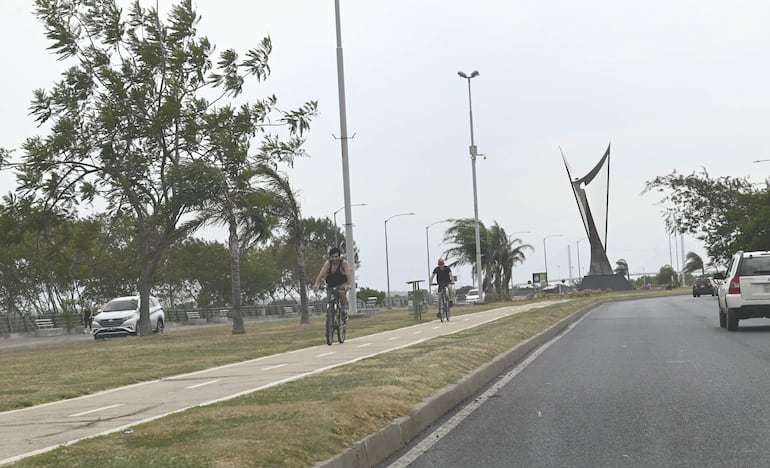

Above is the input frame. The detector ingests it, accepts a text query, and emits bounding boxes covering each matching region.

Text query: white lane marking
[185,379,221,390]
[413,330,423,335]
[69,404,124,417]
[387,311,591,468]
[388,336,400,341]
[358,343,373,348]
[262,364,288,371]
[317,352,335,357]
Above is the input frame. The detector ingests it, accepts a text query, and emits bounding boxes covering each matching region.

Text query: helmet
[437,258,445,265]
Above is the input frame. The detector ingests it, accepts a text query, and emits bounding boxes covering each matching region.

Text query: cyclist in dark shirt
[313,247,353,318]
[430,258,455,311]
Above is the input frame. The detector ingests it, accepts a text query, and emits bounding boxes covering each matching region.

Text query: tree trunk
[228,218,245,334]
[296,237,310,324]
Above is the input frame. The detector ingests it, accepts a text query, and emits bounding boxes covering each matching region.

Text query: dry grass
[8,290,685,467]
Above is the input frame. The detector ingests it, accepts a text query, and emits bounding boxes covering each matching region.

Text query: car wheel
[718,309,726,328]
[154,318,164,334]
[726,308,739,331]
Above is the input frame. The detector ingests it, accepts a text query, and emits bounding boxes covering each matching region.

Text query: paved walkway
[0,301,561,465]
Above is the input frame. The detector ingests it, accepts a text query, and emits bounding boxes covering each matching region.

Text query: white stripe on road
[387,311,591,468]
[261,364,288,371]
[185,380,221,390]
[317,352,335,357]
[68,404,124,417]
[357,343,373,348]
[388,336,400,341]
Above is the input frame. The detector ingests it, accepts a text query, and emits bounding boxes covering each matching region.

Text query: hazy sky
[3,1,769,293]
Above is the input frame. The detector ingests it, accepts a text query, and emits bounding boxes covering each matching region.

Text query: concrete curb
[318,300,604,468]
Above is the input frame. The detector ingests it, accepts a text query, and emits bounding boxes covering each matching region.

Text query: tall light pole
[333,0,358,316]
[385,212,415,309]
[458,70,483,298]
[426,219,451,294]
[576,238,587,281]
[543,234,563,286]
[334,202,367,248]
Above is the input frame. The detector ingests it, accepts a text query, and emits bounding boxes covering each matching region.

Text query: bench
[209,309,231,323]
[34,318,65,337]
[185,311,207,325]
[35,319,55,329]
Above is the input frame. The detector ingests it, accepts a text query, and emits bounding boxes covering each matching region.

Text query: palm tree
[615,258,630,280]
[198,169,273,334]
[443,218,487,290]
[683,251,705,276]
[443,219,533,296]
[255,164,312,324]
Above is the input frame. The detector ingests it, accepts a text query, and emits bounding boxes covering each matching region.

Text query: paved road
[0,301,561,465]
[384,295,770,467]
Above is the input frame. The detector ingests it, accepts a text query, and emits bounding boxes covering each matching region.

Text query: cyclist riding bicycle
[313,247,353,321]
[429,258,455,317]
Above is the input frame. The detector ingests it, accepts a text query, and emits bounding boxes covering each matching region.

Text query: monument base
[579,274,634,291]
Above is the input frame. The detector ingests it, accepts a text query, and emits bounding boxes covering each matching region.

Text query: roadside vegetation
[6,289,686,467]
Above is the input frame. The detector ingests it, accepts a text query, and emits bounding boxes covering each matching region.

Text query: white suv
[715,251,770,331]
[92,296,165,339]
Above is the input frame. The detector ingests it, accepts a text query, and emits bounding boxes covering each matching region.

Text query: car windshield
[102,299,138,312]
[739,256,770,276]
[468,290,479,295]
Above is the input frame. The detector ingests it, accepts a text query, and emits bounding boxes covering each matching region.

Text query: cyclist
[313,247,353,321]
[429,258,455,317]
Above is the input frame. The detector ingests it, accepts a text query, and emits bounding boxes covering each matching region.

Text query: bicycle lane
[0,300,563,465]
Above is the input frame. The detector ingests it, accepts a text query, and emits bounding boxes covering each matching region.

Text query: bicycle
[324,286,347,345]
[432,283,451,322]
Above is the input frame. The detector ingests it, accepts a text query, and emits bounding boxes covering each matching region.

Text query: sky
[2,1,770,294]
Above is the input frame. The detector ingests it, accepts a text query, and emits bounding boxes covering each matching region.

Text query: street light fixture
[543,234,563,286]
[385,212,415,309]
[458,69,483,297]
[334,203,367,248]
[426,219,451,294]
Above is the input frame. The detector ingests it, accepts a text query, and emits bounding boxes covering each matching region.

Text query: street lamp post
[458,70,483,297]
[333,0,358,316]
[543,234,563,286]
[333,203,367,248]
[385,212,415,309]
[426,219,451,294]
[576,238,587,280]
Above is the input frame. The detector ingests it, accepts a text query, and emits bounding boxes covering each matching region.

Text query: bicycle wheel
[445,295,450,321]
[438,292,447,322]
[325,303,335,346]
[337,308,346,344]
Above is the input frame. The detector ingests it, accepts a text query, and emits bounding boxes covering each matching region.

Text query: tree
[255,164,312,323]
[614,258,630,280]
[443,219,532,295]
[683,251,705,276]
[655,265,678,287]
[644,169,764,265]
[16,1,301,335]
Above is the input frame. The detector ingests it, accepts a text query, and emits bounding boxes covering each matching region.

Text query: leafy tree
[15,1,304,335]
[655,265,678,287]
[156,239,230,308]
[356,287,384,305]
[614,258,630,279]
[683,251,705,276]
[644,169,765,265]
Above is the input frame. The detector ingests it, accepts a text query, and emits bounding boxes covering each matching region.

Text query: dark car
[692,278,715,297]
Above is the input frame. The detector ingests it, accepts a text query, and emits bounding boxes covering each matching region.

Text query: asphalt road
[0,300,562,465]
[385,295,770,468]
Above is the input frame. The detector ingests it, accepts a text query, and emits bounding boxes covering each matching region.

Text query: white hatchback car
[715,251,770,331]
[466,289,481,304]
[92,295,165,339]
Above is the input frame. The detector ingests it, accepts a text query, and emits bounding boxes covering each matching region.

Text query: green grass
[7,289,686,467]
